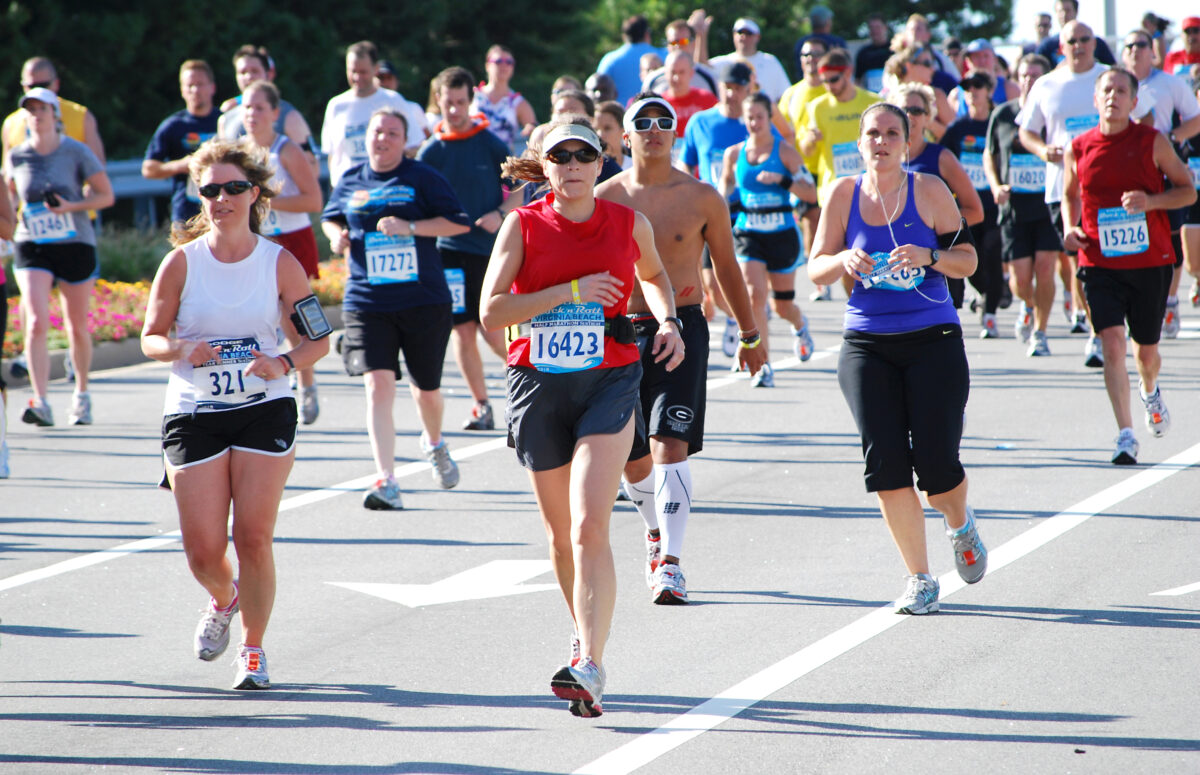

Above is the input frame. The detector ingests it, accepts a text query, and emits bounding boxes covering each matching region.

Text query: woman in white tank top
[141,139,329,690]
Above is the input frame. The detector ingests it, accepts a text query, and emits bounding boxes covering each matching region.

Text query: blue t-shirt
[143,108,220,224]
[416,125,510,256]
[682,106,749,189]
[322,158,471,312]
[598,42,667,106]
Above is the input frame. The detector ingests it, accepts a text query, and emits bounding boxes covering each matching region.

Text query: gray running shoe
[424,438,460,489]
[645,532,661,589]
[1141,387,1170,438]
[947,507,987,584]
[1026,330,1051,357]
[233,644,270,690]
[978,313,999,339]
[1062,293,1074,326]
[462,401,494,430]
[722,318,738,358]
[21,398,53,427]
[751,362,774,388]
[651,562,689,605]
[300,386,319,425]
[0,440,10,479]
[1162,299,1180,339]
[1112,429,1139,465]
[792,319,814,362]
[810,285,832,301]
[896,574,940,615]
[1015,303,1033,343]
[363,478,404,510]
[553,656,605,717]
[195,588,239,661]
[69,392,92,425]
[1083,335,1104,368]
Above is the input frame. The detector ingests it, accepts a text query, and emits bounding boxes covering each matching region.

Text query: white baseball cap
[19,86,60,115]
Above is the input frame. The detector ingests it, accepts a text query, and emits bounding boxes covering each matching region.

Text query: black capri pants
[837,325,969,495]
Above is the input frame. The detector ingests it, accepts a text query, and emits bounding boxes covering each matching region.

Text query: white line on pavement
[1150,581,1200,596]
[573,441,1200,775]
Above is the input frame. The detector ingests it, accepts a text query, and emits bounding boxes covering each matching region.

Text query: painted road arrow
[328,559,558,607]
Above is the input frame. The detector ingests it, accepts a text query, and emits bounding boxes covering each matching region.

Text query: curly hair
[170,139,278,247]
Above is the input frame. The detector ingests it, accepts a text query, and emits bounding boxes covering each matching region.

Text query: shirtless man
[597,95,765,605]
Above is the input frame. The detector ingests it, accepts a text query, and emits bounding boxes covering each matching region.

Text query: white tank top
[260,135,312,236]
[164,235,291,414]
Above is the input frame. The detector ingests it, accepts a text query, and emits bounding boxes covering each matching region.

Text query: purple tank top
[843,171,958,334]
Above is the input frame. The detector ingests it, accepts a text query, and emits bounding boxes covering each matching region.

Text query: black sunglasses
[1066,35,1093,46]
[1124,40,1150,50]
[630,116,676,132]
[903,105,929,116]
[545,147,600,164]
[21,80,54,90]
[198,180,255,198]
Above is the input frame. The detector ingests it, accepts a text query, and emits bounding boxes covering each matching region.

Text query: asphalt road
[2,289,1198,774]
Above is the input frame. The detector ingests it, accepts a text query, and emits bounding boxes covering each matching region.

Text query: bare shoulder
[914,171,952,201]
[825,176,858,207]
[595,170,635,205]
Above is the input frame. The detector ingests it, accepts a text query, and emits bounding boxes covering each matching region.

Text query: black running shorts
[733,228,802,273]
[14,241,98,284]
[341,303,452,390]
[1078,264,1173,345]
[162,397,297,469]
[628,304,709,460]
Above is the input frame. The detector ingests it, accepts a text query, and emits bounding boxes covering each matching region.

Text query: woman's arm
[777,144,818,204]
[937,148,984,226]
[718,144,741,201]
[50,170,114,214]
[270,141,323,213]
[141,249,220,366]
[807,177,868,285]
[245,251,331,380]
[894,173,977,278]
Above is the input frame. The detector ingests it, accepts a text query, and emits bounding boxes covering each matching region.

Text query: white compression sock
[655,461,693,560]
[622,472,658,532]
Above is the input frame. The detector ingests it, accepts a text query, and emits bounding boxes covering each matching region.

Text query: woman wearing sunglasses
[807,102,986,617]
[141,140,330,689]
[9,87,113,429]
[481,117,683,717]
[470,45,537,152]
[241,80,325,423]
[882,45,956,140]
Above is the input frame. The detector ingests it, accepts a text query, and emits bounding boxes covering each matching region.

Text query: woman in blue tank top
[718,92,818,386]
[807,102,989,616]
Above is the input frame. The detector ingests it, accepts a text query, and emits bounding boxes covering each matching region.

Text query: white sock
[655,461,693,560]
[622,472,657,532]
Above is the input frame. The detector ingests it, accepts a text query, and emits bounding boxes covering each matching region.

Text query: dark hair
[1018,52,1053,74]
[243,80,280,110]
[502,115,602,183]
[742,92,773,115]
[347,41,378,63]
[1100,66,1139,97]
[860,102,911,143]
[370,107,409,136]
[232,44,271,73]
[1125,29,1154,48]
[553,89,595,118]
[1060,0,1078,11]
[171,139,277,246]
[594,100,625,128]
[622,15,649,42]
[817,49,852,70]
[434,66,475,95]
[961,71,995,92]
[586,72,618,103]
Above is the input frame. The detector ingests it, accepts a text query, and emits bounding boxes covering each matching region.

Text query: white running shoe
[1083,336,1104,368]
[978,313,999,339]
[552,656,605,717]
[300,386,319,425]
[1015,304,1034,343]
[21,398,53,427]
[750,362,774,388]
[792,319,814,362]
[195,585,239,661]
[810,285,832,301]
[69,392,93,425]
[233,644,270,690]
[1112,429,1139,465]
[1026,330,1051,357]
[1162,299,1181,339]
[1141,386,1170,438]
[896,574,940,615]
[721,318,737,358]
[651,562,689,605]
[423,437,460,489]
[0,440,9,479]
[644,532,661,588]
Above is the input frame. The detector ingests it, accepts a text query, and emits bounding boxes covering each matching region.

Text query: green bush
[97,224,171,282]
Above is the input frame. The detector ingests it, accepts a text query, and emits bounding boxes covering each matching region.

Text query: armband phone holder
[290,294,333,340]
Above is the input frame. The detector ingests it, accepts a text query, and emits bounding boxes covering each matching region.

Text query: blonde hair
[889,81,935,113]
[170,139,277,246]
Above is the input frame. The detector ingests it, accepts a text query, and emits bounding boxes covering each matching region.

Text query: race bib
[745,211,787,231]
[23,202,76,243]
[861,251,925,291]
[365,232,418,285]
[528,302,604,373]
[708,149,725,187]
[1097,207,1149,258]
[960,151,988,190]
[1188,157,1200,190]
[865,69,884,94]
[445,267,466,314]
[341,124,368,164]
[261,207,283,236]
[191,337,268,409]
[1008,153,1045,193]
[832,141,864,178]
[1065,114,1099,140]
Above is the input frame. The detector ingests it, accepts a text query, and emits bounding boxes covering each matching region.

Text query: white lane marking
[1150,581,1200,596]
[330,559,557,607]
[0,436,509,593]
[574,441,1200,775]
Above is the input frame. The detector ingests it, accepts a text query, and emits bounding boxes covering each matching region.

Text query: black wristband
[776,174,794,191]
[279,352,295,373]
[663,315,684,331]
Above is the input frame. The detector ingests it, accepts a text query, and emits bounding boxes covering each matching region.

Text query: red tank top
[508,194,641,369]
[1072,122,1175,269]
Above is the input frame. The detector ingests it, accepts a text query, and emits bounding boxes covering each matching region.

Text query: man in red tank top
[1062,67,1196,465]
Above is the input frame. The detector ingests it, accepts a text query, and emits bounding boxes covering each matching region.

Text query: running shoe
[998,282,1013,309]
[644,532,661,589]
[195,586,239,661]
[750,362,774,388]
[233,644,270,690]
[9,354,27,379]
[1070,313,1089,335]
[978,313,999,339]
[651,562,689,605]
[0,440,10,479]
[1026,330,1051,357]
[1162,298,1180,339]
[1112,429,1139,465]
[569,631,581,667]
[792,320,814,362]
[1015,303,1034,343]
[722,318,738,358]
[424,437,460,489]
[64,356,75,383]
[21,398,53,427]
[1084,335,1104,368]
[1190,281,1199,307]
[947,506,987,584]
[552,656,605,717]
[1062,293,1074,326]
[895,574,940,615]
[463,401,494,431]
[810,285,832,301]
[68,392,92,426]
[363,477,404,510]
[1141,386,1170,438]
[300,386,319,425]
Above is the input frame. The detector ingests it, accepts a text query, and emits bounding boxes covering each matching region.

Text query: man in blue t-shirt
[598,15,666,106]
[142,60,221,226]
[417,67,514,432]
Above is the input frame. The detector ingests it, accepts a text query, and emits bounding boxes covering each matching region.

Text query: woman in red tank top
[481,117,682,717]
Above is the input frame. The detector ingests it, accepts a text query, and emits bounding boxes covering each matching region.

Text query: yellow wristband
[571,278,581,304]
[738,334,762,349]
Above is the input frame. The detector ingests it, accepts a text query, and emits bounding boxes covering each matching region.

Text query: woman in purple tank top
[807,102,989,615]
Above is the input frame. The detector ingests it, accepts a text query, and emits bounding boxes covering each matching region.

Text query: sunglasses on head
[1066,35,1093,45]
[668,37,691,47]
[630,116,677,132]
[198,180,254,198]
[489,57,515,65]
[545,147,600,164]
[903,105,929,116]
